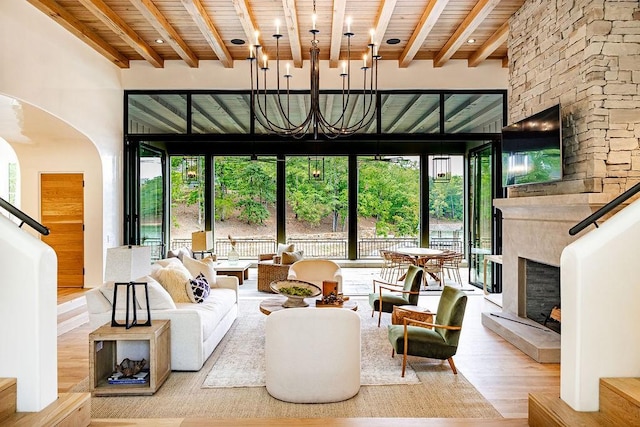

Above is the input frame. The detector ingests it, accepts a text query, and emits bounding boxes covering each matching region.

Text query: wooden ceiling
[27,0,524,70]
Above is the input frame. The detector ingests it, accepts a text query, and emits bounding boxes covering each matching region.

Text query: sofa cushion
[134,275,177,310]
[100,281,141,309]
[187,273,211,303]
[155,266,192,303]
[183,255,217,286]
[281,250,304,265]
[176,287,237,340]
[167,247,193,261]
[154,257,183,268]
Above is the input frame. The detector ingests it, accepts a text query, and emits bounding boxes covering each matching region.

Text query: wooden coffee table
[259,296,358,315]
[215,260,252,285]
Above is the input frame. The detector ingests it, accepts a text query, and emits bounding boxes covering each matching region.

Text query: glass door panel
[469,144,493,290]
[169,156,205,252]
[213,156,277,259]
[357,156,420,258]
[428,155,464,254]
[285,156,349,258]
[139,145,165,261]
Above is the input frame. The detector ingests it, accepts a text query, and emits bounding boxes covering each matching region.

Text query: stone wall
[507,0,640,197]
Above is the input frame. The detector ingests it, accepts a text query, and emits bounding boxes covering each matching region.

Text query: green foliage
[159,155,465,238]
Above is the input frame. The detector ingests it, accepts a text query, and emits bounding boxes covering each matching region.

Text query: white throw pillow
[277,243,295,257]
[100,281,141,309]
[183,255,217,287]
[133,275,177,310]
[154,257,183,268]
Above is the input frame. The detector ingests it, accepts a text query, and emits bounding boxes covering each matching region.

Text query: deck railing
[141,235,464,261]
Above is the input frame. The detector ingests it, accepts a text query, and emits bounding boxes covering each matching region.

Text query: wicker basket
[257,261,291,292]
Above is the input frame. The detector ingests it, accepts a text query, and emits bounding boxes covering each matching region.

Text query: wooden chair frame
[391,316,462,377]
[372,281,421,327]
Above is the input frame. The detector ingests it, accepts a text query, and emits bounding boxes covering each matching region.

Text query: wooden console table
[89,320,171,396]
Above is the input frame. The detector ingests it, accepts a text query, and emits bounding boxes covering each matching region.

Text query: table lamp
[104,245,152,328]
[192,231,213,252]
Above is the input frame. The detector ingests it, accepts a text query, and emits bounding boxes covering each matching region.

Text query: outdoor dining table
[394,247,445,283]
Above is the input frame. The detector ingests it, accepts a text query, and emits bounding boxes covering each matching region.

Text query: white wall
[122,58,508,90]
[0,1,124,286]
[561,199,640,410]
[0,215,57,411]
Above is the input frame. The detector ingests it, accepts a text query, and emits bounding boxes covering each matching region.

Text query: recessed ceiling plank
[182,0,233,68]
[26,0,129,68]
[399,0,450,68]
[76,0,164,68]
[433,0,501,68]
[129,0,199,68]
[468,20,509,67]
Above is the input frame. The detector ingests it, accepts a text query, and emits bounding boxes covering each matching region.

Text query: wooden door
[41,173,84,288]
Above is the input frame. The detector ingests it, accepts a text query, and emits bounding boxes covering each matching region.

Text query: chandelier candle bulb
[262,54,268,69]
[346,17,352,34]
[370,29,375,45]
[312,13,317,30]
[341,61,347,75]
[363,54,367,68]
[275,19,280,36]
[285,62,290,77]
[254,31,260,46]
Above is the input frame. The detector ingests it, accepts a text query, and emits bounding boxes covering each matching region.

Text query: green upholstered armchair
[369,264,423,327]
[387,285,467,376]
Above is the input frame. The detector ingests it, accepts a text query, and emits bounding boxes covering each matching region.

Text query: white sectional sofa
[86,256,239,371]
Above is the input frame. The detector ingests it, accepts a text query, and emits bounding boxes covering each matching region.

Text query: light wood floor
[57,271,560,421]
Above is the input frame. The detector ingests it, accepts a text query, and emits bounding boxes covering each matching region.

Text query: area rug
[74,297,502,420]
[202,298,419,388]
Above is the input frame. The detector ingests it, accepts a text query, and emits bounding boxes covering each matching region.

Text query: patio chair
[388,285,467,376]
[287,259,343,293]
[369,264,423,327]
[442,251,464,285]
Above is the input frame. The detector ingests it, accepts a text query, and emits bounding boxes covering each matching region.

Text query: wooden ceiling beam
[232,0,259,47]
[26,0,129,68]
[468,20,508,67]
[433,0,501,68]
[182,0,233,68]
[399,0,450,68]
[281,0,303,68]
[373,0,398,51]
[329,0,347,68]
[129,0,199,68]
[76,0,163,68]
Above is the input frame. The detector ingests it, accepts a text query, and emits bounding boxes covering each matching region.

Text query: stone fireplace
[482,193,618,362]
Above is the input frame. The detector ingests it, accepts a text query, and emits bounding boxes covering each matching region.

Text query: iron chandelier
[249,0,380,140]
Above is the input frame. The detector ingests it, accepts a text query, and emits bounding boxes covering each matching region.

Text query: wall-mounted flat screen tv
[501,104,562,187]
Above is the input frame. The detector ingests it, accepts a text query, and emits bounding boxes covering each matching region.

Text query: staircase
[57,292,89,336]
[529,377,640,426]
[0,378,90,426]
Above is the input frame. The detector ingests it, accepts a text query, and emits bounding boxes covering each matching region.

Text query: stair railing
[569,181,640,236]
[0,197,49,236]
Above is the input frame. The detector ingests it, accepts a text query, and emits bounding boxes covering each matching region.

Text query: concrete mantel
[494,193,617,223]
[483,192,623,363]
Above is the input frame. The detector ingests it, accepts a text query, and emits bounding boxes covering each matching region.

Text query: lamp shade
[104,246,151,282]
[192,231,213,251]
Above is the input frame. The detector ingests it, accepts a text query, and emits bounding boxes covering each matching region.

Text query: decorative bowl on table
[270,280,322,308]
